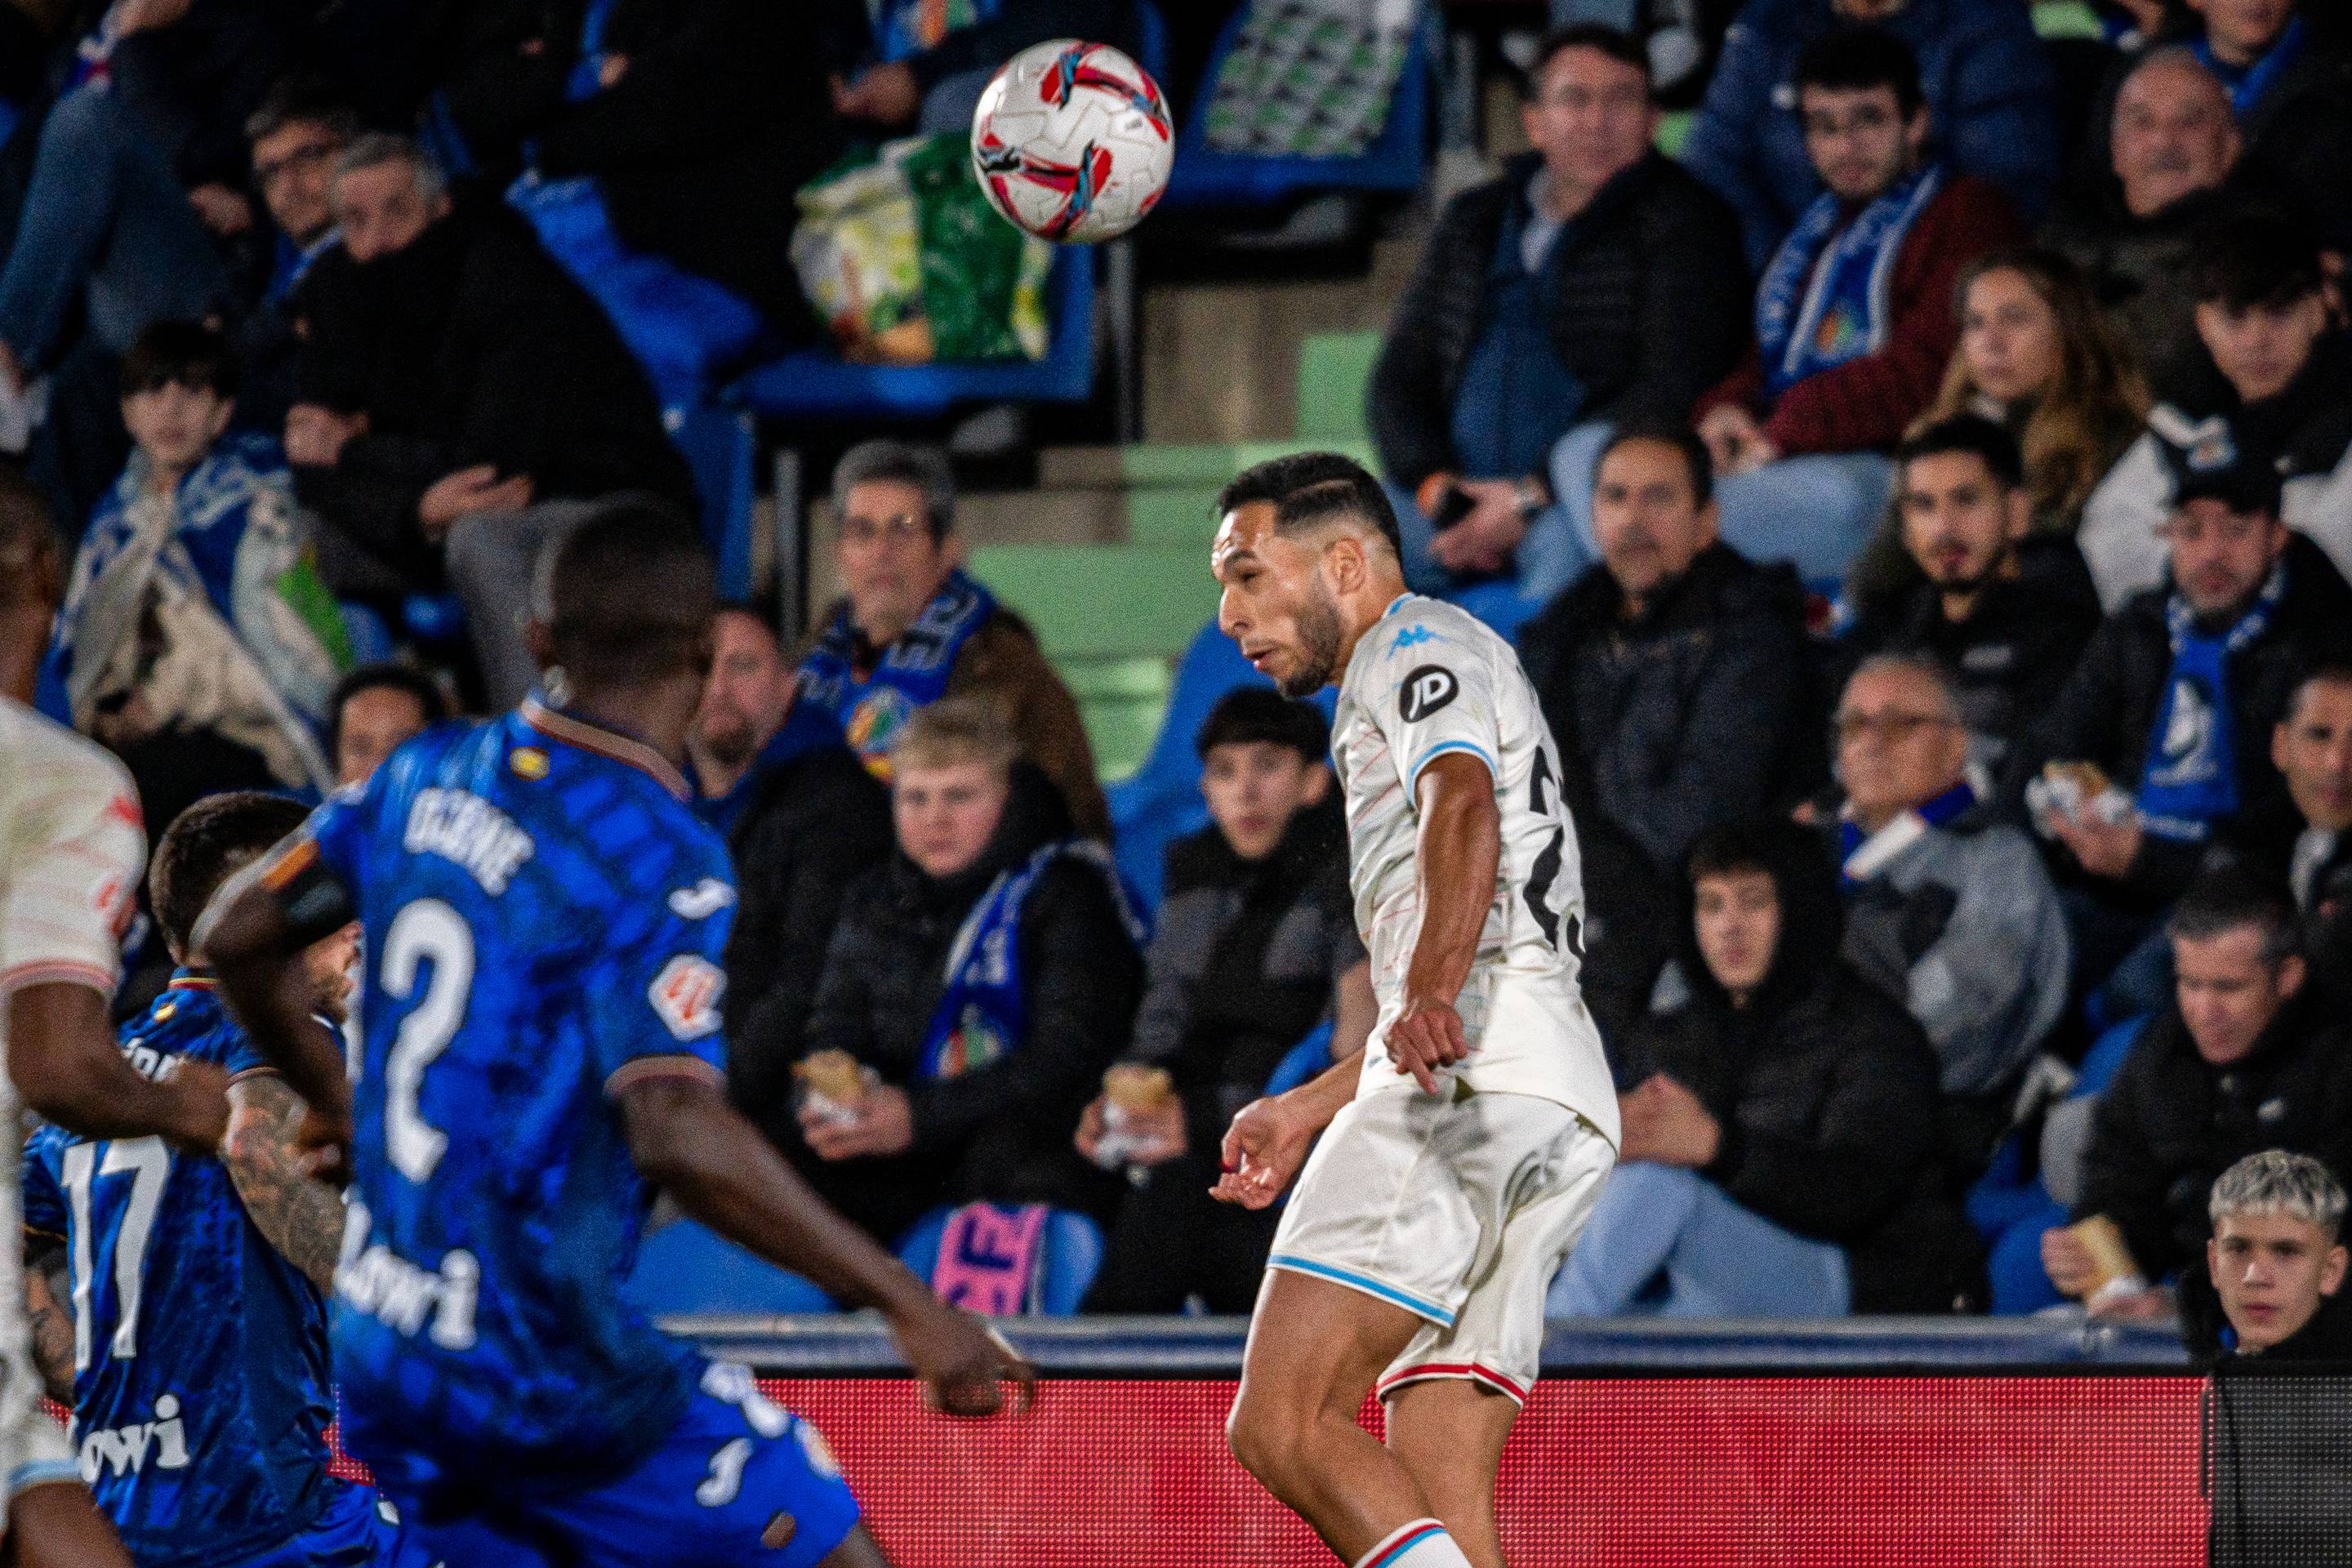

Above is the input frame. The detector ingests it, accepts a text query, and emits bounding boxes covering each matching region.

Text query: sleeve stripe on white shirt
[1408,739,1497,787]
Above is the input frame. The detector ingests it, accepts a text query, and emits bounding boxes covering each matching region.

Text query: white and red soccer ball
[971,39,1174,243]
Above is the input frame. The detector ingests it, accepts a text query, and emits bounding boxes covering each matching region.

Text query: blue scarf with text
[2135,565,2283,842]
[797,568,996,777]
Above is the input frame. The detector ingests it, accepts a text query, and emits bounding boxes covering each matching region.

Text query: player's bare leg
[1227,1268,1446,1564]
[2,1481,135,1568]
[1383,1379,1520,1568]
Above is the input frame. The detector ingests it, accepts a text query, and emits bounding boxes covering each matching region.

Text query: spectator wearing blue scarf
[1694,27,2022,582]
[787,699,1142,1248]
[2022,446,2352,1000]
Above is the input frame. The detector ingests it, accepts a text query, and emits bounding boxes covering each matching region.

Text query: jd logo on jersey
[1401,666,1459,723]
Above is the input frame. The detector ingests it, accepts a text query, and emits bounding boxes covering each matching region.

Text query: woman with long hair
[1848,247,2149,608]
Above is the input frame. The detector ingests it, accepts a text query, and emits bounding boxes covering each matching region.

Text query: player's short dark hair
[832,439,956,542]
[243,73,361,146]
[1196,688,1330,763]
[1794,25,1923,117]
[151,791,312,960]
[2192,208,2325,313]
[1217,452,1402,558]
[533,497,717,688]
[1527,24,1650,93]
[2167,865,2301,969]
[120,320,237,402]
[327,662,447,754]
[1896,414,2025,492]
[1597,418,1713,507]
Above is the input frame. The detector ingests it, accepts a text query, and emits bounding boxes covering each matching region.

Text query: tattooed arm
[23,1237,78,1407]
[221,1074,345,1292]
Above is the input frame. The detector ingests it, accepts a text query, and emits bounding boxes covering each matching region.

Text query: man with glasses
[1829,653,2069,1178]
[1367,23,1746,624]
[231,75,355,437]
[1693,26,2021,583]
[795,439,1107,838]
[2023,445,2352,1001]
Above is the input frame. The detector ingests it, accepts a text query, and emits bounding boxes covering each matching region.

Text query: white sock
[1353,1518,1475,1568]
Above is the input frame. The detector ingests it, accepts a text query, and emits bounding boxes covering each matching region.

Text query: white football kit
[1267,596,1619,1401]
[0,697,145,1508]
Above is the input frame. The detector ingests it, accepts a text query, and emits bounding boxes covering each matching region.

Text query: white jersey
[0,695,144,1501]
[1330,596,1618,1144]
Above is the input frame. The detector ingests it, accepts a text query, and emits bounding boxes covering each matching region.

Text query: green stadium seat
[1296,332,1383,442]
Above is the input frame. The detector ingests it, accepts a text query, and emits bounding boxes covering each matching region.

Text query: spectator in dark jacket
[287,134,694,706]
[2044,869,2352,1316]
[790,698,1143,1247]
[1845,416,2105,770]
[1520,422,1818,876]
[1367,24,1748,616]
[1829,653,2070,1174]
[1693,27,2025,581]
[2041,47,2247,404]
[438,0,845,342]
[1681,0,2058,274]
[2080,215,2352,608]
[229,76,354,444]
[325,662,443,788]
[715,610,893,1156]
[832,0,1141,135]
[2025,446,2352,930]
[1077,691,1372,1312]
[795,439,1108,839]
[1553,819,1981,1315]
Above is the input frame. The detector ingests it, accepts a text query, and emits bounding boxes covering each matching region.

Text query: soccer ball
[971,40,1174,243]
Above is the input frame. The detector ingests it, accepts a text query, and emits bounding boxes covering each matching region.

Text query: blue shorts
[391,1365,861,1568]
[218,1481,434,1568]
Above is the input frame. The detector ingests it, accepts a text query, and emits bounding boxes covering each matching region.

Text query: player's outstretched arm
[197,865,355,1159]
[222,1071,346,1291]
[1389,751,1501,1094]
[5,985,227,1153]
[20,1241,77,1407]
[617,1074,1032,1415]
[1212,1047,1365,1210]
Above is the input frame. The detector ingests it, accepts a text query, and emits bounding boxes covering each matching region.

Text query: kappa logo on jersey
[1391,624,1437,653]
[1400,665,1459,723]
[649,955,726,1040]
[666,879,737,920]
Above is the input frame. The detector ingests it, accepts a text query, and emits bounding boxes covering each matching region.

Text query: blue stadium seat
[1105,618,1338,913]
[1264,1020,1336,1097]
[1969,1015,2150,1315]
[666,399,759,599]
[1159,7,1435,212]
[622,1217,839,1316]
[728,247,1096,425]
[897,1206,1105,1316]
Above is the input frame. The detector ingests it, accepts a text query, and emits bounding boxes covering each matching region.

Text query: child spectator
[2188,1150,2352,1361]
[46,322,345,823]
[1078,690,1374,1313]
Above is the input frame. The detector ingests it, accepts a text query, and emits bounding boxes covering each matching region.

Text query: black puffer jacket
[2076,997,2352,1283]
[1366,150,1750,491]
[2040,180,2249,405]
[1520,542,1821,875]
[2013,531,2352,902]
[1618,821,1983,1312]
[292,197,695,591]
[723,742,894,1152]
[795,763,1143,1241]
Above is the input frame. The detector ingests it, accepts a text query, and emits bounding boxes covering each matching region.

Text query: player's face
[1693,869,1780,997]
[1898,452,2020,593]
[1202,741,1327,862]
[1834,666,1967,824]
[837,479,955,643]
[893,758,1010,880]
[2165,498,2283,618]
[1213,503,1348,698]
[1592,438,1716,604]
[694,609,792,770]
[2209,1210,2345,1352]
[2274,679,2352,832]
[2174,926,2299,1065]
[335,684,431,787]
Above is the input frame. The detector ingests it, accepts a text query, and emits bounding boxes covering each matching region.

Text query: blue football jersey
[292,702,735,1492]
[21,976,346,1568]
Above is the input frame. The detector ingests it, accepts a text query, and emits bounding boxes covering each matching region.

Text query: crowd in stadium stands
[6,0,2352,1330]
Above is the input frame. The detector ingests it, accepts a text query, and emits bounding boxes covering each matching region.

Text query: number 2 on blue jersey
[381,899,475,1184]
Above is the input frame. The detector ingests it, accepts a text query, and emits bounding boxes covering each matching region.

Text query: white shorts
[1267,1085,1615,1404]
